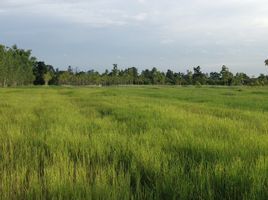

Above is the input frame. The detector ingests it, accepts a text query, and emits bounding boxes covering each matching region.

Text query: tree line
[1,44,268,87]
[0,44,36,86]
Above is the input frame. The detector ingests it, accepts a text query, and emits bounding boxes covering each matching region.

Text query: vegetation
[0,44,268,87]
[48,64,268,87]
[0,86,268,199]
[0,44,36,87]
[0,43,268,199]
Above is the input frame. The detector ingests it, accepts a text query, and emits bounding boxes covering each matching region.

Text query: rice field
[0,86,267,199]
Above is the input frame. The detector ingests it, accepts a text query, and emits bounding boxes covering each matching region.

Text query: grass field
[0,86,268,199]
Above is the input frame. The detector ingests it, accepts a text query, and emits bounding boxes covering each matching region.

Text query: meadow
[0,86,267,199]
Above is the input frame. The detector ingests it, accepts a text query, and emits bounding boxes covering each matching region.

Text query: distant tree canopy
[33,62,55,85]
[0,43,268,87]
[0,44,35,86]
[45,65,268,86]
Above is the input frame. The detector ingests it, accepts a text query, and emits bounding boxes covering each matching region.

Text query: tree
[150,67,165,84]
[58,71,72,85]
[33,62,47,85]
[165,70,175,85]
[109,64,120,85]
[174,72,185,85]
[232,73,250,85]
[220,65,233,85]
[49,68,60,85]
[140,69,151,84]
[256,74,267,86]
[0,44,35,87]
[0,45,7,86]
[1,43,268,87]
[111,64,119,76]
[33,62,55,85]
[183,70,193,85]
[44,72,52,86]
[128,67,138,84]
[67,66,73,74]
[208,72,221,85]
[193,66,207,85]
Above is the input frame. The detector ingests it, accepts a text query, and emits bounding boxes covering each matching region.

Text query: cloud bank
[0,0,268,74]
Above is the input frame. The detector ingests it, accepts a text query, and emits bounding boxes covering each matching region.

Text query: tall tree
[33,62,47,85]
[0,44,35,87]
[33,62,55,85]
[111,64,119,76]
[0,45,7,86]
[184,70,193,85]
[220,65,233,85]
[44,72,52,86]
[165,69,176,85]
[209,72,221,85]
[233,73,250,85]
[193,66,207,85]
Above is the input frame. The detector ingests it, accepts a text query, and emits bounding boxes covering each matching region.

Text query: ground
[0,86,267,199]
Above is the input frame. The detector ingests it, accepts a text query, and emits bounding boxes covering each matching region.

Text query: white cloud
[0,0,153,26]
[253,17,268,28]
[133,13,148,21]
[1,0,268,32]
[1,0,268,74]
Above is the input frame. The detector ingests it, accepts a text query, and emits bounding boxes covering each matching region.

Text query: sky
[0,0,268,75]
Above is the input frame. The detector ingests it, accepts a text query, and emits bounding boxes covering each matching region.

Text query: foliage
[0,44,35,86]
[33,62,56,85]
[1,43,268,87]
[56,65,267,87]
[220,65,233,86]
[44,72,52,85]
[193,66,207,85]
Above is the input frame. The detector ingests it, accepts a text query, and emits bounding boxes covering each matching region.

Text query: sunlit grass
[0,86,267,199]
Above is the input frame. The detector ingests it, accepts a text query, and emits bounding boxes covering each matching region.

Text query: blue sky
[0,0,268,75]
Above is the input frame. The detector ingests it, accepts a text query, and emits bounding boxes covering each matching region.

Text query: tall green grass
[0,86,267,199]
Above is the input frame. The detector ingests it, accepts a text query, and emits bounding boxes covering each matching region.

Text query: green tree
[193,66,207,85]
[140,69,151,84]
[208,72,221,85]
[33,62,47,85]
[33,62,55,85]
[111,64,119,76]
[58,71,72,85]
[0,45,7,86]
[257,74,267,85]
[184,70,193,85]
[0,44,35,87]
[232,73,250,85]
[220,65,233,85]
[44,72,52,86]
[165,70,176,85]
[174,72,185,85]
[150,67,165,84]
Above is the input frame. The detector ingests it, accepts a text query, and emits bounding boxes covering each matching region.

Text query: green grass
[0,86,267,199]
